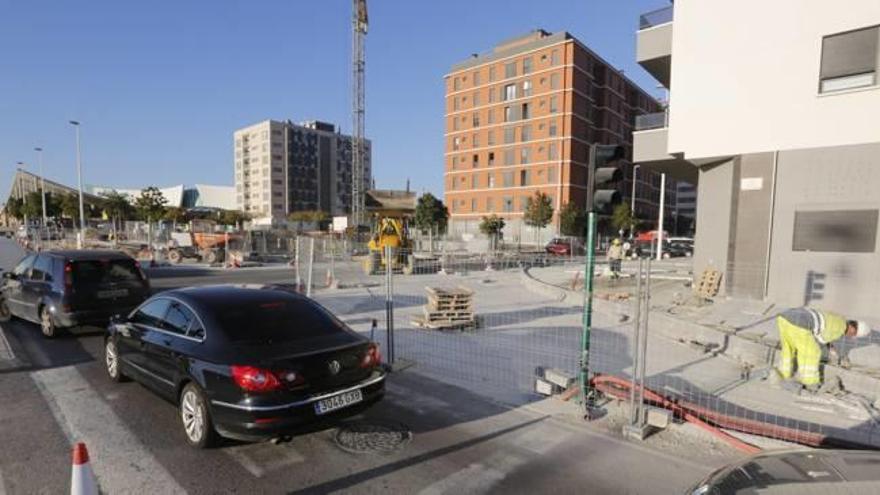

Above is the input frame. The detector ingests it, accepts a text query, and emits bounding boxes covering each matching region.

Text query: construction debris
[595,292,631,302]
[694,268,722,299]
[411,286,476,330]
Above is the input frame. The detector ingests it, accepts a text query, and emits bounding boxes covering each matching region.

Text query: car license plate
[97,288,128,299]
[314,389,363,415]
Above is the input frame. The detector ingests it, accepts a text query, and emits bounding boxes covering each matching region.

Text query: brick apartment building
[444,30,675,241]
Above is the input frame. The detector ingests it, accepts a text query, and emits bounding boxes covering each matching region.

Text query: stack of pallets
[412,286,476,330]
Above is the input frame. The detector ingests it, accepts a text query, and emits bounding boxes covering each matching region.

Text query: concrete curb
[520,267,568,302]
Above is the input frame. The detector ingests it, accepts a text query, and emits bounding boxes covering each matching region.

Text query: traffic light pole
[580,144,599,416]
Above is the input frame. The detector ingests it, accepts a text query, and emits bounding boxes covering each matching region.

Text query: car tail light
[360,343,382,369]
[63,262,73,290]
[231,365,283,393]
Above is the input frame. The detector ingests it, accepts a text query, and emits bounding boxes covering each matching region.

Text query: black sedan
[105,284,385,448]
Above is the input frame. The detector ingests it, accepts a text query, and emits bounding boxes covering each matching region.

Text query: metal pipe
[385,245,395,364]
[637,256,652,422]
[35,148,47,234]
[306,237,315,297]
[629,257,644,425]
[70,121,85,248]
[630,165,640,238]
[656,173,666,260]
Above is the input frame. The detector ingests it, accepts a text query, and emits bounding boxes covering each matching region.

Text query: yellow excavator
[362,190,417,275]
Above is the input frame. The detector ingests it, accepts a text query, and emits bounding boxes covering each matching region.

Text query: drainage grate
[334,421,412,455]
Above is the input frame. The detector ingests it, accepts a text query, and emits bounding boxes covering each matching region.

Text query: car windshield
[216,298,348,344]
[73,259,143,286]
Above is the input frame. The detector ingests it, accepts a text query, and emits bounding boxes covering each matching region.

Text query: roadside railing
[634,110,668,131]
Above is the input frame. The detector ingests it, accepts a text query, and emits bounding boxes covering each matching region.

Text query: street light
[69,120,85,248]
[34,147,47,233]
[15,162,28,234]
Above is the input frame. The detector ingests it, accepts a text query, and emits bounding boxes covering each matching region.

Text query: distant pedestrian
[774,307,870,392]
[607,238,623,277]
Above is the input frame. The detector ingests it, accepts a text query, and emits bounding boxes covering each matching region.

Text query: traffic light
[590,144,625,214]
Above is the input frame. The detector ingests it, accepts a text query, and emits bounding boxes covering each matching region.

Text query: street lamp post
[16,162,29,239]
[630,164,640,239]
[34,147,47,235]
[69,121,86,248]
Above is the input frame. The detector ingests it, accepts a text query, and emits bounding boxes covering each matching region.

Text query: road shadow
[0,319,101,373]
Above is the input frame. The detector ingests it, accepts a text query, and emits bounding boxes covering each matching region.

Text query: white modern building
[234,119,371,226]
[86,184,236,210]
[634,1,880,317]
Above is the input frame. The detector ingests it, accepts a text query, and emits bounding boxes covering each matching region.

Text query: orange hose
[591,374,822,454]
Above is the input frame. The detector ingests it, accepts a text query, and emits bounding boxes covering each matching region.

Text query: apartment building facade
[634,1,880,317]
[234,119,371,225]
[444,30,674,241]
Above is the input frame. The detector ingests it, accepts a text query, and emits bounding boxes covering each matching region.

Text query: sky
[0,0,666,202]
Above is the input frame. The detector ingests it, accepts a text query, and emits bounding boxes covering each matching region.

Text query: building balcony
[633,110,698,183]
[637,5,673,87]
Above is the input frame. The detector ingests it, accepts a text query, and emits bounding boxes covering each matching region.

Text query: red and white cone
[70,442,98,495]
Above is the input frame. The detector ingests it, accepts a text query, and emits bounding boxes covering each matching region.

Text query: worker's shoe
[803,383,821,395]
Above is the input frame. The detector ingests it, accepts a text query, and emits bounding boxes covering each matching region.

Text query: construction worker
[775,308,870,391]
[607,238,623,277]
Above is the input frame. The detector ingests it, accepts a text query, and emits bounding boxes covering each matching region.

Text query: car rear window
[73,259,143,286]
[217,298,347,343]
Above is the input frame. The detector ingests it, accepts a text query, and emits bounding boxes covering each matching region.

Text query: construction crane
[351,0,368,227]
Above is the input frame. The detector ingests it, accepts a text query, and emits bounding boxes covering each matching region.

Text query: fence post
[306,237,315,298]
[294,236,301,291]
[629,257,644,427]
[580,211,598,415]
[637,257,652,417]
[385,245,395,365]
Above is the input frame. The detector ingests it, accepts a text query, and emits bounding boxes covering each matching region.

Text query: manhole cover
[334,421,412,454]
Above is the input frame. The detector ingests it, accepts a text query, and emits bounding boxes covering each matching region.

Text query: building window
[488,130,495,146]
[520,148,530,164]
[488,173,495,189]
[449,177,456,191]
[502,172,514,188]
[473,91,480,106]
[504,106,512,122]
[487,197,494,211]
[549,143,558,160]
[488,152,495,166]
[504,127,515,144]
[473,154,479,168]
[454,77,461,90]
[489,66,496,82]
[471,174,478,189]
[793,210,878,252]
[453,137,461,150]
[819,25,879,93]
[452,156,458,169]
[504,149,515,166]
[453,117,460,131]
[549,96,558,113]
[505,62,516,78]
[472,133,479,147]
[453,97,460,111]
[503,84,517,101]
[551,72,561,90]
[488,88,496,103]
[503,196,513,212]
[522,80,532,96]
[521,125,531,142]
[549,121,558,137]
[473,71,480,86]
[471,198,477,211]
[520,196,529,212]
[487,108,495,124]
[523,57,533,74]
[547,166,556,183]
[472,112,480,127]
[521,102,530,119]
[551,50,560,65]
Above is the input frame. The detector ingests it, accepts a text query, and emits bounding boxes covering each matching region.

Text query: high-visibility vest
[806,308,847,345]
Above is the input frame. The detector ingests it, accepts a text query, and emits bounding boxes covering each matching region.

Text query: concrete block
[622,423,652,441]
[543,368,575,389]
[646,407,673,429]
[535,378,555,396]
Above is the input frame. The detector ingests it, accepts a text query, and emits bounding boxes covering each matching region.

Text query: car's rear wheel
[105,338,128,382]
[0,298,11,322]
[40,306,58,338]
[180,383,218,448]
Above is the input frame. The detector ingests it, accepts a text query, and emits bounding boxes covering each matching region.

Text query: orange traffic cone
[70,442,98,495]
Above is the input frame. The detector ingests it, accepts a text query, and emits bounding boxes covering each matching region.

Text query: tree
[414,193,450,235]
[21,191,43,219]
[100,190,133,235]
[559,202,586,238]
[523,191,554,241]
[288,211,311,232]
[479,214,506,250]
[3,197,23,220]
[59,193,81,223]
[163,206,188,226]
[218,210,250,229]
[133,187,168,223]
[611,203,637,236]
[308,210,330,231]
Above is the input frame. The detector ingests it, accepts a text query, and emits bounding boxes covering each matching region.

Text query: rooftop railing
[634,111,668,131]
[639,5,673,29]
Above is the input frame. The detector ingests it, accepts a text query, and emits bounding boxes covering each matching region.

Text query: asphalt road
[0,238,735,494]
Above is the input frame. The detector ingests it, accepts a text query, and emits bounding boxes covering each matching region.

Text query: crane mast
[351,0,368,227]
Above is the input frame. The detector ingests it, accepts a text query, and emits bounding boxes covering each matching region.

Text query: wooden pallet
[425,286,474,300]
[694,268,722,299]
[411,315,478,330]
[427,297,473,311]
